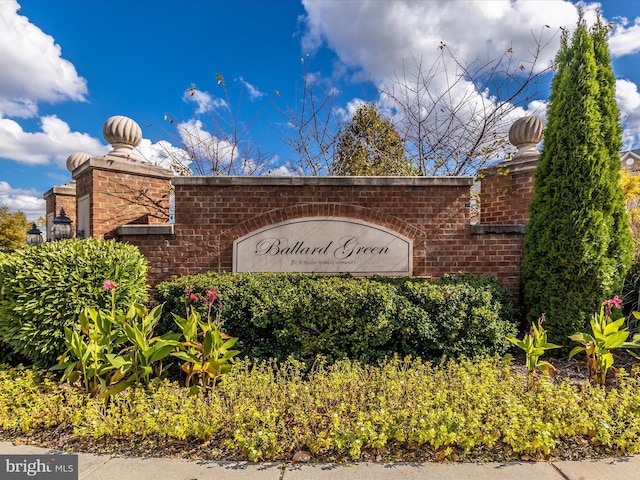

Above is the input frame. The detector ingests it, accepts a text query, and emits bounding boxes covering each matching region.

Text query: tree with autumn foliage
[620,170,640,247]
[330,103,417,176]
[0,205,28,252]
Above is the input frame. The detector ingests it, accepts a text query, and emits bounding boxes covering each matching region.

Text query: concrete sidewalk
[1,441,638,480]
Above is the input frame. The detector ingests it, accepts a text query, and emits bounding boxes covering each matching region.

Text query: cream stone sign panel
[234,217,412,275]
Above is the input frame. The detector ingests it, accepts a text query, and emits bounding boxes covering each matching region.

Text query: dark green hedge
[154,272,517,364]
[0,239,148,366]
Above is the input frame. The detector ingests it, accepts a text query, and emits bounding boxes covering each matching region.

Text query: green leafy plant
[569,296,640,385]
[507,314,561,376]
[54,280,180,398]
[171,287,240,393]
[0,238,148,366]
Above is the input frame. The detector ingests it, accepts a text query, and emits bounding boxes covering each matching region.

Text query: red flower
[203,289,218,308]
[603,296,622,315]
[189,293,199,302]
[611,296,622,309]
[103,279,118,291]
[206,289,217,301]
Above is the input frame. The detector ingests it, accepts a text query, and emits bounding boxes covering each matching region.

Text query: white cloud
[183,87,227,114]
[526,99,549,119]
[177,119,239,170]
[0,1,105,175]
[0,0,87,118]
[134,138,190,172]
[238,77,265,101]
[0,115,107,167]
[0,98,38,118]
[616,79,640,150]
[610,18,640,57]
[301,0,583,84]
[301,0,640,153]
[617,79,640,112]
[335,97,367,123]
[0,181,46,221]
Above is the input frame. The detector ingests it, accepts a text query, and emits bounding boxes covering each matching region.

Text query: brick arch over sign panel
[220,202,424,243]
[169,175,475,278]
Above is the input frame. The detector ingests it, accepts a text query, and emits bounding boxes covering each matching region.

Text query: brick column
[73,157,173,239]
[478,115,543,225]
[479,157,537,225]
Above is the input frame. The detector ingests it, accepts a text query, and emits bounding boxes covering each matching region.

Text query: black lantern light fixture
[51,207,74,241]
[26,222,43,246]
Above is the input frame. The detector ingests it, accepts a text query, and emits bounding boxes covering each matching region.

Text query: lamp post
[51,207,74,241]
[26,223,43,246]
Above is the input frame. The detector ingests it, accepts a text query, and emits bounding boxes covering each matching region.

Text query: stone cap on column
[66,152,92,172]
[72,156,174,180]
[43,182,76,199]
[69,115,174,179]
[508,115,544,160]
[479,116,544,177]
[102,115,143,161]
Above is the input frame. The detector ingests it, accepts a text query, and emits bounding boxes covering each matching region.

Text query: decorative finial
[66,152,92,172]
[508,116,544,159]
[102,115,142,161]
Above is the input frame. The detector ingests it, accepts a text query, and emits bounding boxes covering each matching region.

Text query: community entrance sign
[233,217,412,275]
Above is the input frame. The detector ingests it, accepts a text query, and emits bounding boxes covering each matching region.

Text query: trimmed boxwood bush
[0,239,148,366]
[397,275,516,358]
[155,272,516,364]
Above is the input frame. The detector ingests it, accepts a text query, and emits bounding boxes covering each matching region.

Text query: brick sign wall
[51,155,534,304]
[116,173,530,302]
[46,115,539,306]
[73,157,173,239]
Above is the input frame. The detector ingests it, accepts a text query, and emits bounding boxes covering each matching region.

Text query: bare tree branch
[274,59,344,176]
[380,28,558,176]
[161,75,276,176]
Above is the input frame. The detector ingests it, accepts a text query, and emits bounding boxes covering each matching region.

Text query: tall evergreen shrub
[592,16,633,281]
[522,16,633,344]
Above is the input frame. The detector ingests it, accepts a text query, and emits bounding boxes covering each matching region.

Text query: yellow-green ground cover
[1,356,640,463]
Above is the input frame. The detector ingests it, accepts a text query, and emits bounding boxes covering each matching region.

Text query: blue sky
[2,0,640,221]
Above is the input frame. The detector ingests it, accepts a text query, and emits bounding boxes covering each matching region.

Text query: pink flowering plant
[569,296,640,385]
[54,280,181,398]
[171,286,240,394]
